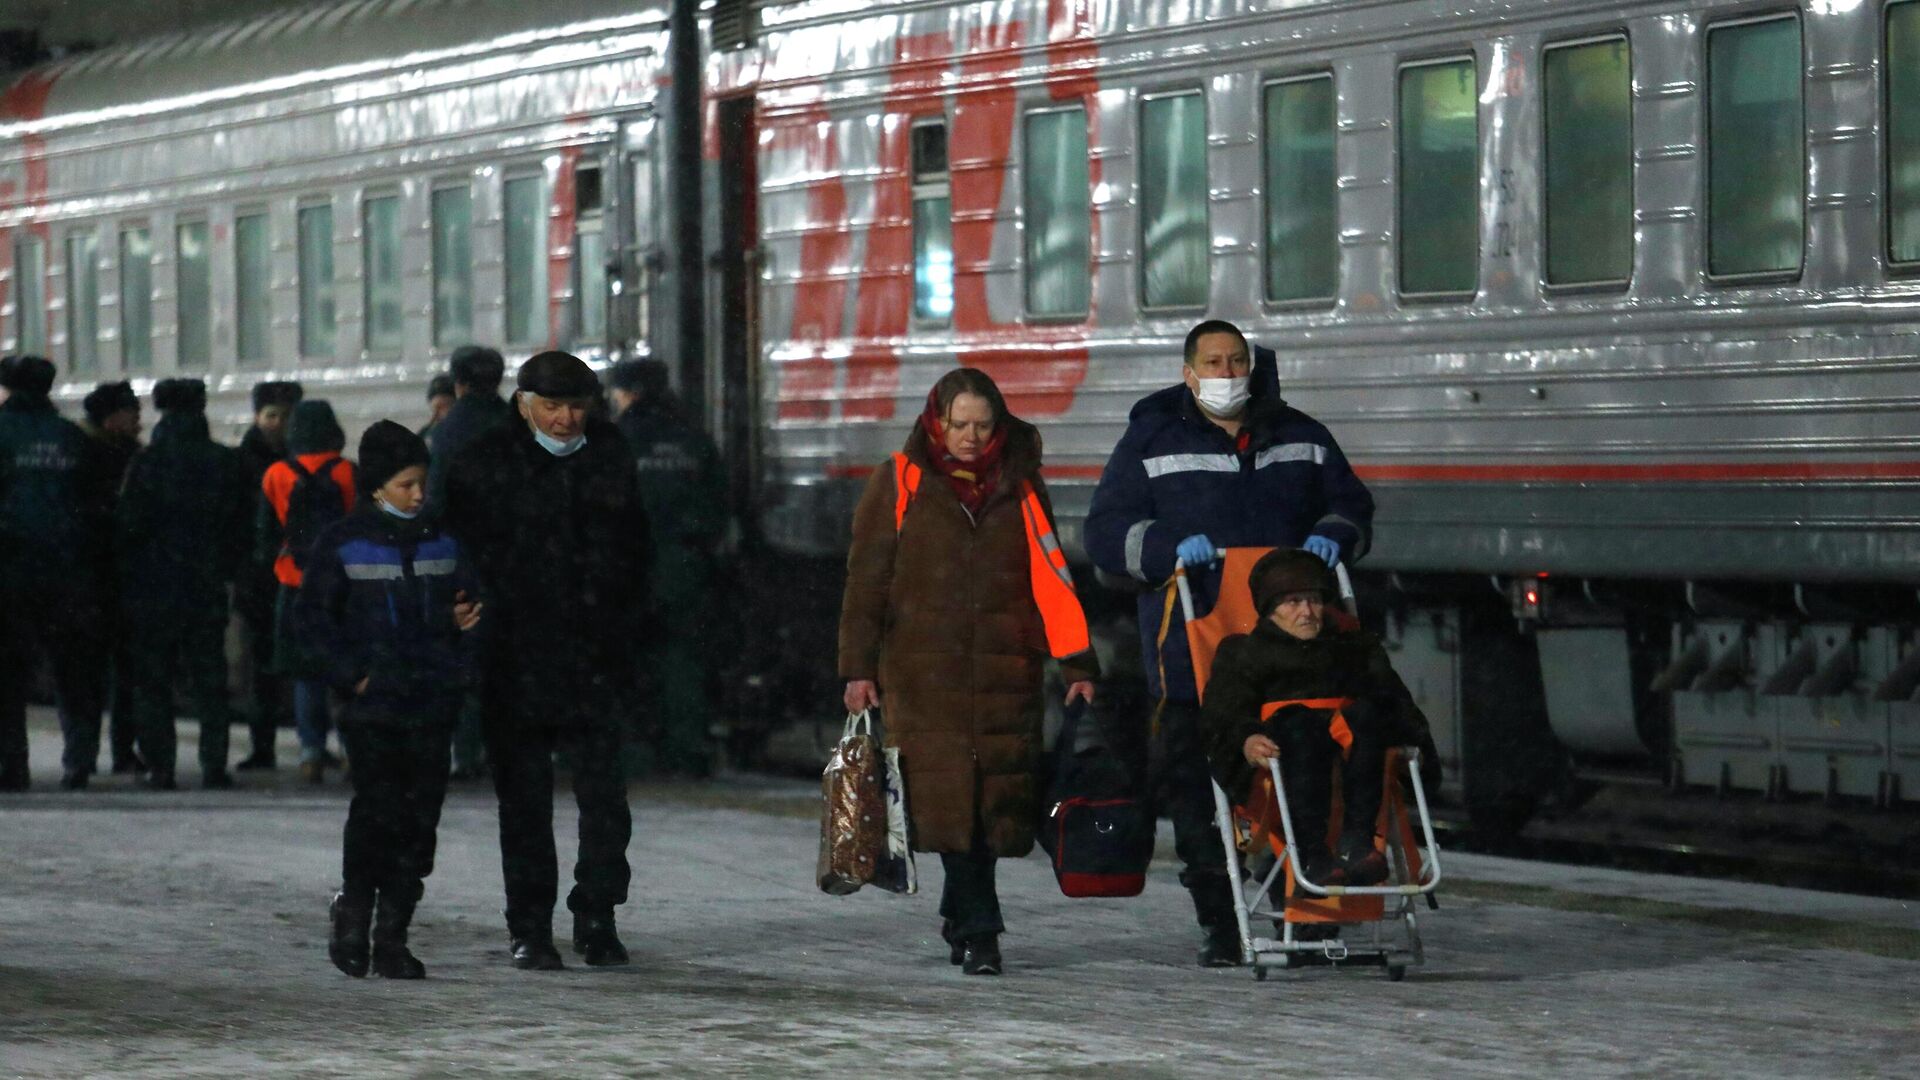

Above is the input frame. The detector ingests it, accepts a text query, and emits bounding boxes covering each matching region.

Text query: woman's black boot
[370,893,426,979]
[328,892,373,977]
[960,934,1002,976]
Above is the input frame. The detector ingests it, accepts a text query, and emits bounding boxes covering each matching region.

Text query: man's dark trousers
[126,613,233,778]
[487,716,632,935]
[0,584,109,778]
[1151,700,1235,931]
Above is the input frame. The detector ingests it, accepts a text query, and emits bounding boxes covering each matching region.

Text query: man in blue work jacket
[1085,319,1374,967]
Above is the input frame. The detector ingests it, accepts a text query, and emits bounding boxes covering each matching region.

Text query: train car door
[713,96,759,539]
[601,113,661,361]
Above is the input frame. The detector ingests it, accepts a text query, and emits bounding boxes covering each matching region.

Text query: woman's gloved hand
[1176,534,1220,566]
[843,679,881,714]
[1303,535,1341,567]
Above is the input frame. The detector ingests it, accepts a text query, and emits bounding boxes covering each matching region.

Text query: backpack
[282,457,348,570]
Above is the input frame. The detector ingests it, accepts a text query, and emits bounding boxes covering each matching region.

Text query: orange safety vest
[890,452,1091,661]
[1259,697,1354,753]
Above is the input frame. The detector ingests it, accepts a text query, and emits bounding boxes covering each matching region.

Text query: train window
[911,120,953,325]
[119,227,153,371]
[362,196,403,354]
[297,204,336,359]
[66,231,100,374]
[431,184,474,348]
[1023,106,1091,318]
[176,221,211,368]
[1140,89,1209,309]
[11,233,46,353]
[1890,0,1920,267]
[1705,15,1804,280]
[504,174,549,345]
[1543,38,1633,288]
[235,211,272,364]
[1397,57,1479,298]
[1263,74,1338,304]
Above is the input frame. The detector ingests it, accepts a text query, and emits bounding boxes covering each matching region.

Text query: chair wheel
[1387,963,1407,982]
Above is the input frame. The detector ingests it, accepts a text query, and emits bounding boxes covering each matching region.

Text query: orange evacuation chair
[1176,548,1444,982]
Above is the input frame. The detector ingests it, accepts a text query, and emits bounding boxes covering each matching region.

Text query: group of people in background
[0,346,724,795]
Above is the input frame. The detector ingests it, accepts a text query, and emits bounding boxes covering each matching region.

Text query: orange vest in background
[261,453,357,588]
[890,452,1091,661]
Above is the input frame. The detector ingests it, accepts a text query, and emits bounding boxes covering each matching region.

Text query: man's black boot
[328,892,373,977]
[1187,875,1243,967]
[58,769,89,791]
[960,934,1002,976]
[572,912,630,967]
[1197,925,1243,968]
[370,893,425,979]
[509,917,565,971]
[941,919,964,965]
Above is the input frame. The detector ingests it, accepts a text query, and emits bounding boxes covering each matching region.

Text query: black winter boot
[371,893,425,979]
[572,912,629,967]
[960,934,1002,976]
[1186,874,1243,968]
[328,892,373,977]
[509,916,565,971]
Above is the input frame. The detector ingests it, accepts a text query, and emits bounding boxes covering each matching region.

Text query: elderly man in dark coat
[444,350,651,971]
[118,379,252,789]
[79,381,144,774]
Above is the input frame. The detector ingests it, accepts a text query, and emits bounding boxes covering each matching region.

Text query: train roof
[1,0,666,133]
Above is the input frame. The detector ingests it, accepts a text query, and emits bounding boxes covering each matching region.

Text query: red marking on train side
[940,17,1092,418]
[843,33,949,423]
[1355,462,1920,483]
[773,102,846,421]
[548,141,583,350]
[0,70,56,345]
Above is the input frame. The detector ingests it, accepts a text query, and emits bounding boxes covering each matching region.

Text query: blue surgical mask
[375,495,421,521]
[532,426,587,457]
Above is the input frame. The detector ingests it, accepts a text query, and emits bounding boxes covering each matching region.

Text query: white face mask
[374,494,421,521]
[531,425,587,457]
[1192,376,1251,418]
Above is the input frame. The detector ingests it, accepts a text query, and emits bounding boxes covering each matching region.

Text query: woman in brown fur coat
[837,368,1098,976]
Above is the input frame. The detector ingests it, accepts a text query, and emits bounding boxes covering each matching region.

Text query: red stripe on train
[821,462,1920,482]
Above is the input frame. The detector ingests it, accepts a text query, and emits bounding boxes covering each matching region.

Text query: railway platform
[2,710,1916,1078]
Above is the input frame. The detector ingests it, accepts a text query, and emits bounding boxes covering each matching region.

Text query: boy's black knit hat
[357,419,430,496]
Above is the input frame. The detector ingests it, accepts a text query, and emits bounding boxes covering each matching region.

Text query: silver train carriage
[6,0,1920,827]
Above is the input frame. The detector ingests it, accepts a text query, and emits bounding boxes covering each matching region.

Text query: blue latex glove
[1176,534,1220,566]
[1303,535,1341,567]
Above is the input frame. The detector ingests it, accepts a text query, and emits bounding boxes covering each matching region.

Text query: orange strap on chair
[1259,696,1354,753]
[890,453,1090,660]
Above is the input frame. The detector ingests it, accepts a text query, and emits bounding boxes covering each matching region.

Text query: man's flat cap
[516,351,601,399]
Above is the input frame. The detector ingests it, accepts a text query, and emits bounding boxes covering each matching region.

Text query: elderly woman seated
[1200,548,1438,887]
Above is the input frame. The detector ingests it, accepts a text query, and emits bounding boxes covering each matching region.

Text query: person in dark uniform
[79,381,144,775]
[444,351,650,971]
[117,379,252,790]
[427,346,511,780]
[419,374,456,440]
[234,380,304,770]
[1085,319,1375,967]
[0,355,111,792]
[608,360,728,777]
[299,421,480,980]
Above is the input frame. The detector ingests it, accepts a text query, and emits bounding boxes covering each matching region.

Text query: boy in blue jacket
[297,421,481,979]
